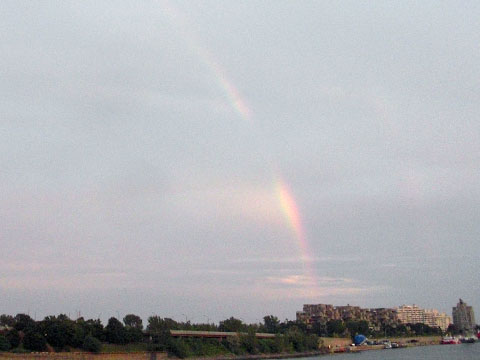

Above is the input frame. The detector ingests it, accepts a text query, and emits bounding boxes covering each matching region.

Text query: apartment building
[396,305,451,331]
[297,304,399,330]
[452,299,476,333]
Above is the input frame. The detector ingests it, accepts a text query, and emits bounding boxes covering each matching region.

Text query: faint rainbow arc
[162,1,317,290]
[161,1,251,121]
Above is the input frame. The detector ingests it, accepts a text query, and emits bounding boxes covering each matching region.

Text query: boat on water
[460,336,477,343]
[441,336,460,344]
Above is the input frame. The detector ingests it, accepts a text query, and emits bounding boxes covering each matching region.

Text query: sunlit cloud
[171,182,284,225]
[231,255,364,264]
[266,274,354,286]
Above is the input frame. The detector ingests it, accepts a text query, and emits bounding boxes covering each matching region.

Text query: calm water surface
[290,343,480,360]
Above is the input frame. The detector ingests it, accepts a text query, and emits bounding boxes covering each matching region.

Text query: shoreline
[0,336,447,360]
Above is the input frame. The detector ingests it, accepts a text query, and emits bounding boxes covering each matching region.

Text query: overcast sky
[1,0,479,324]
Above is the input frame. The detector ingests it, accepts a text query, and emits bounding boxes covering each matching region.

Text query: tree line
[0,313,448,356]
[310,319,443,338]
[0,313,319,356]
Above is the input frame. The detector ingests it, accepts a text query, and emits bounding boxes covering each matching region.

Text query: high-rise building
[452,299,476,333]
[396,305,424,324]
[396,305,451,331]
[425,309,451,332]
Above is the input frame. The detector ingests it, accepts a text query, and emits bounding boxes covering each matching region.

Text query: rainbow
[194,45,251,121]
[275,179,318,289]
[161,1,317,290]
[161,1,251,121]
[275,179,309,262]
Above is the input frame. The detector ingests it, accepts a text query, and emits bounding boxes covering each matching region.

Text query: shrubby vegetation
[308,318,442,339]
[0,311,447,357]
[82,335,102,353]
[145,315,320,358]
[0,313,320,357]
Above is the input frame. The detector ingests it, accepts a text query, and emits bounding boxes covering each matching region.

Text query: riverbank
[0,351,328,360]
[319,336,441,354]
[0,336,444,360]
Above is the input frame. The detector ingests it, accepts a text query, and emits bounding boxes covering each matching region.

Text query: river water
[289,343,480,360]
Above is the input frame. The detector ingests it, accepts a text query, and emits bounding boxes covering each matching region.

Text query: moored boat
[441,336,460,344]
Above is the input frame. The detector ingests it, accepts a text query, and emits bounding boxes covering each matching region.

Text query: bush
[257,339,273,353]
[82,335,102,353]
[167,339,191,358]
[271,334,285,353]
[239,331,258,354]
[5,330,20,349]
[0,334,11,351]
[23,331,47,351]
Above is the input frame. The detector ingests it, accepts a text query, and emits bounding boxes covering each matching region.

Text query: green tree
[123,314,143,343]
[105,317,127,344]
[285,327,306,352]
[23,331,47,351]
[271,334,285,353]
[123,314,143,330]
[82,335,102,353]
[0,315,15,327]
[345,320,369,338]
[13,314,36,332]
[0,334,11,351]
[305,334,320,350]
[257,339,273,353]
[40,315,75,351]
[311,321,327,337]
[326,320,346,336]
[147,316,178,333]
[147,316,174,349]
[263,315,280,334]
[223,335,244,355]
[84,319,105,341]
[219,317,246,332]
[125,327,143,343]
[239,329,258,354]
[5,329,20,349]
[70,319,87,348]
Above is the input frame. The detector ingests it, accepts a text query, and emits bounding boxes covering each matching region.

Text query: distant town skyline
[1,1,480,323]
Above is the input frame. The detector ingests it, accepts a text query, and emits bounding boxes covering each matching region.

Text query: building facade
[452,299,476,333]
[425,309,451,331]
[296,304,399,330]
[298,303,452,332]
[396,305,424,324]
[396,305,451,331]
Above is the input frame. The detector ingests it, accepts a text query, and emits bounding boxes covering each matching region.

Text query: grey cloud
[1,0,479,322]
